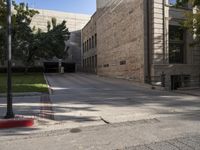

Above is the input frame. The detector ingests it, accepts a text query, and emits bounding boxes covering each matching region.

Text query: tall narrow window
[87,40,89,51]
[83,43,85,53]
[92,36,94,48]
[92,56,95,68]
[169,25,185,64]
[95,33,97,48]
[89,38,92,49]
[95,55,97,68]
[85,41,86,51]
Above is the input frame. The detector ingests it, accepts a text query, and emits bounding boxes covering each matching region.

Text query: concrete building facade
[31,9,91,70]
[82,0,200,90]
[0,9,91,70]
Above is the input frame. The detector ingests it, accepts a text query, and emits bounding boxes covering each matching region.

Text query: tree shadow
[0,73,200,136]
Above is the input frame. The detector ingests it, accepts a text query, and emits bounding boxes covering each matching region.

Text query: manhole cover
[70,128,82,133]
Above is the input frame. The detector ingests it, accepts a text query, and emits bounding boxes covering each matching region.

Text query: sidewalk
[123,135,200,150]
[176,88,200,96]
[0,116,200,150]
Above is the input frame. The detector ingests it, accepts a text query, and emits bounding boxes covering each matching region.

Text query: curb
[175,90,200,97]
[0,118,34,129]
[0,92,44,98]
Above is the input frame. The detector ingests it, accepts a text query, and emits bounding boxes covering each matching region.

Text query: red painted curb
[0,119,34,129]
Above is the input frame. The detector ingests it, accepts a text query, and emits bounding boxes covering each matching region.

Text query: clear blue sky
[15,0,96,15]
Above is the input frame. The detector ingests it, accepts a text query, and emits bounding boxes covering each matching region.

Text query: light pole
[5,0,14,119]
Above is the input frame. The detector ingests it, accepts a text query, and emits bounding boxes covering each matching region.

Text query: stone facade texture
[81,13,98,73]
[82,0,200,89]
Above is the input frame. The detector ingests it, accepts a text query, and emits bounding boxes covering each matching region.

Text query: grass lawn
[0,73,48,93]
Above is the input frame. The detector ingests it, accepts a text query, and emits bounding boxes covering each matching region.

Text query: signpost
[5,0,14,119]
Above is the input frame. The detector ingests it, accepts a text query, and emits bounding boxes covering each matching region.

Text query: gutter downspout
[146,0,151,83]
[163,0,166,63]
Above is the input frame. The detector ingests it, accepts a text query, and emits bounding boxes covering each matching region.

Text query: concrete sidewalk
[0,116,200,150]
[176,88,200,96]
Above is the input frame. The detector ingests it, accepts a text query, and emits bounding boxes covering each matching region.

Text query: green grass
[0,73,48,93]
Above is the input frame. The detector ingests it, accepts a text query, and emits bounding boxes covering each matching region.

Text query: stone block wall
[96,0,146,82]
[82,13,98,73]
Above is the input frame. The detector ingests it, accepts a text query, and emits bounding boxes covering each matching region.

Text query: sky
[15,0,96,15]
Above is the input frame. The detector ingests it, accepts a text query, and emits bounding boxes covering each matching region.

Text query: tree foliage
[0,1,70,71]
[12,2,39,68]
[0,0,7,65]
[38,18,70,60]
[174,0,200,45]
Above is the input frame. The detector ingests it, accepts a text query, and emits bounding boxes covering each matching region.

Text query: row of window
[82,25,185,65]
[83,34,97,53]
[83,55,97,68]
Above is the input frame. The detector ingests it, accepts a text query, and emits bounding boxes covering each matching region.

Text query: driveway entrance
[44,73,200,127]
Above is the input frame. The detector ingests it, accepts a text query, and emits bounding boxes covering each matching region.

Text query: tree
[0,1,70,71]
[175,0,200,46]
[11,2,39,71]
[0,0,7,65]
[38,18,70,60]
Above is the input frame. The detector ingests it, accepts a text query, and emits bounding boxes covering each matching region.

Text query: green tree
[38,18,70,60]
[0,0,7,65]
[11,2,39,71]
[175,0,200,45]
[0,1,70,72]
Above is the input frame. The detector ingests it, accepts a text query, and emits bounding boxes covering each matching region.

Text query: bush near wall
[0,66,44,73]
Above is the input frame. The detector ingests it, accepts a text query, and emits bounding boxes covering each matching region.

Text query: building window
[92,56,95,68]
[87,40,89,51]
[85,41,87,52]
[168,0,188,8]
[83,43,85,53]
[84,42,86,52]
[95,55,97,68]
[89,38,91,49]
[120,60,126,65]
[92,36,94,48]
[169,0,176,5]
[86,58,89,67]
[95,33,97,48]
[83,59,85,68]
[169,25,185,64]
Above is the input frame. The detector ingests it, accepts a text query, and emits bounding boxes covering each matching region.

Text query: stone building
[82,0,200,90]
[82,12,98,73]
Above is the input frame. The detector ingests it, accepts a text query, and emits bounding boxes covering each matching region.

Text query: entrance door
[171,75,182,90]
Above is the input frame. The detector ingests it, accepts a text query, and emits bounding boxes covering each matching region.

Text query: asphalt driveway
[45,73,200,127]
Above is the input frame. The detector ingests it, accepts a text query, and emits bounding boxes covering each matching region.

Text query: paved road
[45,73,200,125]
[0,73,200,150]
